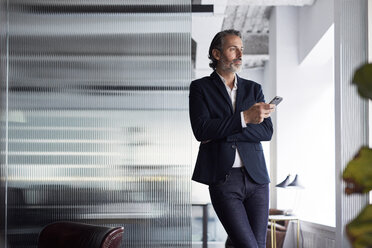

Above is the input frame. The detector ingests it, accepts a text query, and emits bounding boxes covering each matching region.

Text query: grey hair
[208,29,242,70]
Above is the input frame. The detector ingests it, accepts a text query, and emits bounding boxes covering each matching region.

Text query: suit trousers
[209,167,269,248]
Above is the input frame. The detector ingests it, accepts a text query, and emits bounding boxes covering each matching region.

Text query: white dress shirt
[217,73,247,168]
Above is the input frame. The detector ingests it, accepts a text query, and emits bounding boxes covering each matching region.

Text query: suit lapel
[211,71,233,113]
[235,74,243,112]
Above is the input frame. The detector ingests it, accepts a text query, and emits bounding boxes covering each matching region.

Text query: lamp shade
[275,175,291,188]
[287,174,304,188]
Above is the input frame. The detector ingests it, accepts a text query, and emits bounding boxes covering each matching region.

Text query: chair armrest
[38,221,124,248]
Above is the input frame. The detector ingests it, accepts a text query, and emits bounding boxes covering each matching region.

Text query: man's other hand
[243,102,275,124]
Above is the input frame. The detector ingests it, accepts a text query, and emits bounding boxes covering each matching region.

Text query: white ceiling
[226,0,315,5]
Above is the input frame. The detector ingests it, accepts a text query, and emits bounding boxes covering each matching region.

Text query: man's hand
[243,102,275,124]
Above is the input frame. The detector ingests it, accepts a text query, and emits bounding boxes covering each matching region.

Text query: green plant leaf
[353,63,372,99]
[343,146,372,194]
[346,205,372,248]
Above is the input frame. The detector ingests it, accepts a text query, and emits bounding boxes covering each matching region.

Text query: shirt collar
[216,72,238,90]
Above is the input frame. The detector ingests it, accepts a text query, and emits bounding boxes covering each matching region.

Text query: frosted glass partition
[3,1,192,247]
[0,0,7,247]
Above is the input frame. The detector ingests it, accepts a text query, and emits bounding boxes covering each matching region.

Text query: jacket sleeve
[227,84,273,142]
[189,81,243,142]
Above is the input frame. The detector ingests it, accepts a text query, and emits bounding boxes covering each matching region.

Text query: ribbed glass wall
[0,0,7,247]
[2,1,192,247]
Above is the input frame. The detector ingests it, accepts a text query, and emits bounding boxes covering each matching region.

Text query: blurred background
[0,0,369,248]
[0,1,192,247]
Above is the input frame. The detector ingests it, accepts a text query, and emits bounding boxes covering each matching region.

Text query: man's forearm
[226,118,273,142]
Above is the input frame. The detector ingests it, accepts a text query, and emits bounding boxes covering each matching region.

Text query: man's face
[215,34,243,73]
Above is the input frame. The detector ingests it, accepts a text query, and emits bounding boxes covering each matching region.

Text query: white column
[334,0,369,247]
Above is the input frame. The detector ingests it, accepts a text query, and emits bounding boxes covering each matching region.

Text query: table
[192,203,210,248]
[268,215,300,248]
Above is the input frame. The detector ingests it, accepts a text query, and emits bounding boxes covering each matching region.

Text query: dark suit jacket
[189,71,273,185]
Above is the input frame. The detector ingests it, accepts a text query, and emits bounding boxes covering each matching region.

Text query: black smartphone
[269,96,283,105]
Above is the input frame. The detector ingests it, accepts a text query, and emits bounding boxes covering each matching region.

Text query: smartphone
[269,96,283,105]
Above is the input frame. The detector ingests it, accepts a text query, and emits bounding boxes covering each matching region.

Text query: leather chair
[38,221,124,248]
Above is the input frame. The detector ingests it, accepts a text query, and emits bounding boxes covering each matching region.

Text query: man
[189,29,275,248]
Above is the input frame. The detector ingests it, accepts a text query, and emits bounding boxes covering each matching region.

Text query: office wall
[267,6,335,227]
[1,1,192,247]
[298,0,334,63]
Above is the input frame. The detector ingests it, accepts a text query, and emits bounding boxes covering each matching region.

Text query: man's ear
[212,48,221,61]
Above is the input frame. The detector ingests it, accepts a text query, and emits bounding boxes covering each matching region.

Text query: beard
[220,57,242,73]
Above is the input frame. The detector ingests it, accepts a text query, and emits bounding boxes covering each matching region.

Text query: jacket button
[232,145,236,149]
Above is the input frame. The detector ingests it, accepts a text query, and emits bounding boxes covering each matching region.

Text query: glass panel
[0,0,8,247]
[6,1,192,247]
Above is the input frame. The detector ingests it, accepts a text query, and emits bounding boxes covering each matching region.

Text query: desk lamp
[276,174,304,215]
